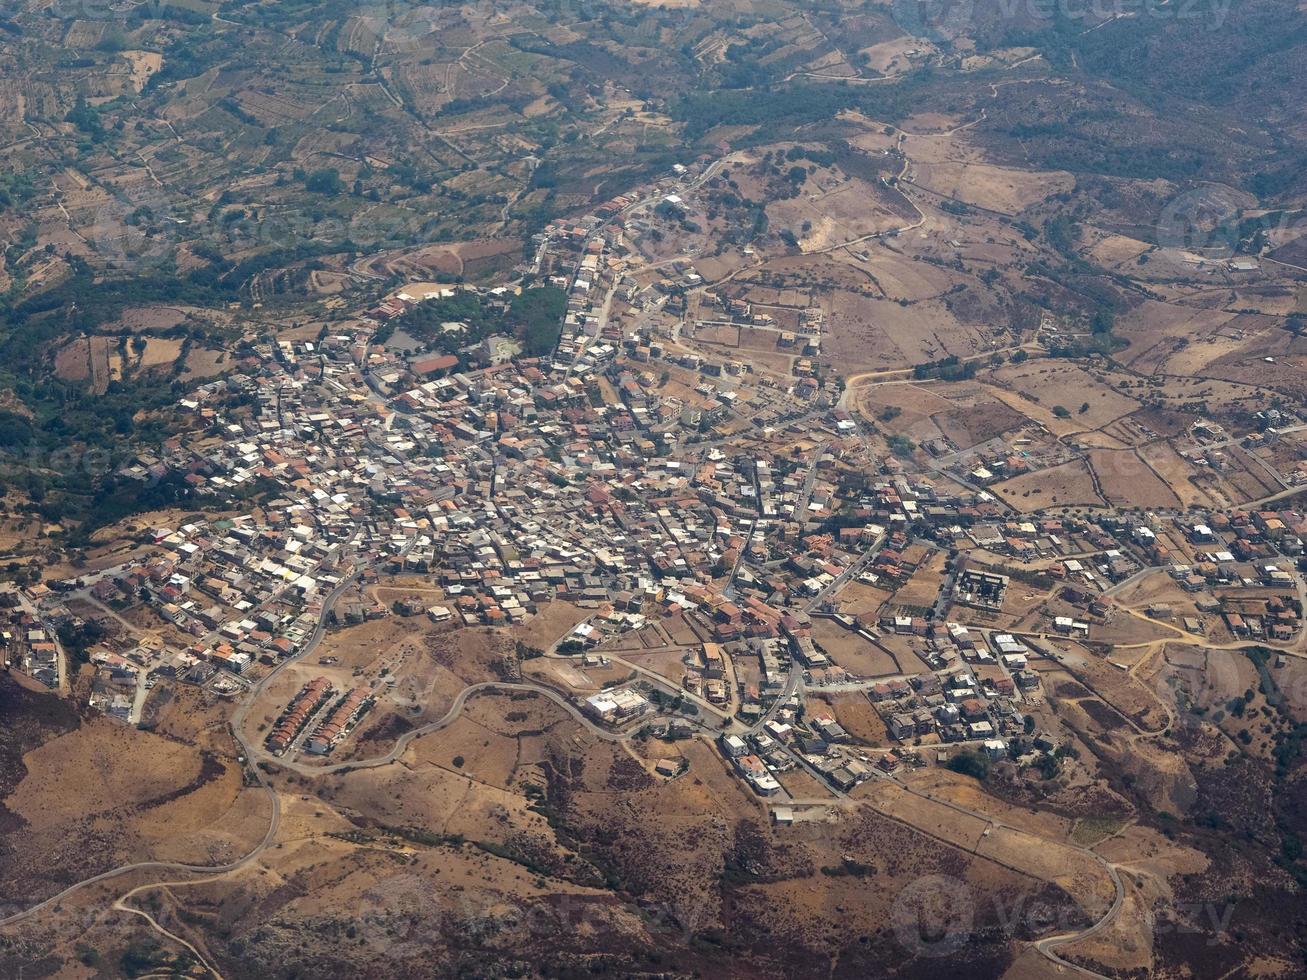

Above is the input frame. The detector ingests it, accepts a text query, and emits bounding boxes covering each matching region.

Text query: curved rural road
[4,554,1144,980]
[113,881,227,980]
[0,566,657,933]
[254,679,635,777]
[888,776,1125,980]
[1034,862,1126,980]
[0,565,373,929]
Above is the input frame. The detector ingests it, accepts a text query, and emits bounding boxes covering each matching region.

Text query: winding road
[113,881,228,980]
[885,774,1126,980]
[0,561,680,945]
[0,565,374,935]
[1034,870,1126,980]
[1,582,1136,980]
[252,680,635,778]
[2,547,1198,977]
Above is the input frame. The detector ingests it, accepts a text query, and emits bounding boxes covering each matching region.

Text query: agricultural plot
[809,617,902,677]
[1086,449,1182,510]
[988,361,1141,433]
[824,288,987,372]
[992,459,1106,511]
[766,173,911,252]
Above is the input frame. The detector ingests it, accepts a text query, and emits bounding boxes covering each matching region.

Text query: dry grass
[992,459,1106,511]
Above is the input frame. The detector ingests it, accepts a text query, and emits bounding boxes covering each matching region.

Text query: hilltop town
[8,152,1307,794]
[4,0,1307,972]
[3,147,1307,977]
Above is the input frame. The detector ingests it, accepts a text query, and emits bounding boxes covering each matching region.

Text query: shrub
[946,750,990,780]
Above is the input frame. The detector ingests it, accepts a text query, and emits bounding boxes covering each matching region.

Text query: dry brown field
[809,617,901,676]
[1087,449,1183,509]
[992,459,1106,510]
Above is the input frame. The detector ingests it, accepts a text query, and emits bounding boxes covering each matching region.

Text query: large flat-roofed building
[584,687,650,724]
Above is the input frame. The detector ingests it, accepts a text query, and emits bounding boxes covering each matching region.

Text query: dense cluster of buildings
[268,676,334,754]
[4,155,1303,810]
